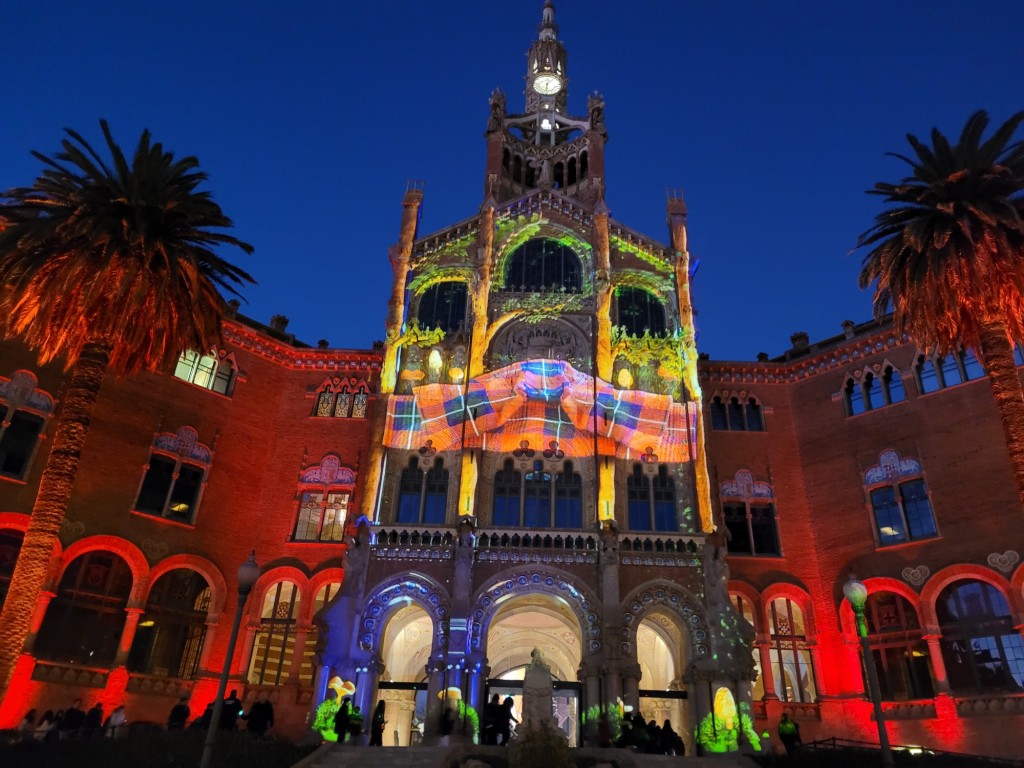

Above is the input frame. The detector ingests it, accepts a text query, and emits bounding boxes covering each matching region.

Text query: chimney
[757,352,769,362]
[317,339,330,350]
[269,315,290,333]
[842,320,856,339]
[226,299,240,317]
[790,331,810,352]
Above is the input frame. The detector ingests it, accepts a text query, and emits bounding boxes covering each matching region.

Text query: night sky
[4,2,1023,361]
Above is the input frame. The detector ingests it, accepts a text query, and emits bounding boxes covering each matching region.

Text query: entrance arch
[485,594,583,746]
[380,603,432,746]
[636,611,690,751]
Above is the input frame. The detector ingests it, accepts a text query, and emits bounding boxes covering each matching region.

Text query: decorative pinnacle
[538,0,558,40]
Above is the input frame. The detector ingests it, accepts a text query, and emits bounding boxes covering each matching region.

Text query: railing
[371,527,455,561]
[474,528,599,551]
[806,736,1024,767]
[31,660,109,688]
[881,698,937,719]
[955,692,1024,716]
[780,701,821,721]
[125,671,196,696]
[619,532,702,554]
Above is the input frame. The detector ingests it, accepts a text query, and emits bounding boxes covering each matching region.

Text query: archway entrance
[484,594,583,746]
[378,603,432,746]
[636,611,691,753]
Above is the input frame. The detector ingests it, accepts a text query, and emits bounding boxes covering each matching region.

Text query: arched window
[614,287,666,337]
[627,464,677,532]
[396,457,448,525]
[174,350,234,395]
[863,592,933,701]
[248,580,300,686]
[884,366,905,404]
[294,489,349,542]
[710,396,766,431]
[722,500,780,557]
[937,580,1024,693]
[845,378,866,415]
[302,582,341,685]
[417,282,468,334]
[916,351,984,394]
[128,569,210,679]
[730,593,764,699]
[768,597,817,703]
[503,238,582,293]
[491,459,582,528]
[35,551,133,666]
[0,530,24,608]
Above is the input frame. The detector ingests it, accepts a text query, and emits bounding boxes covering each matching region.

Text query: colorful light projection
[312,677,357,742]
[384,359,698,462]
[695,687,760,754]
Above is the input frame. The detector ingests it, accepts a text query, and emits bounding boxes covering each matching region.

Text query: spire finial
[538,1,557,40]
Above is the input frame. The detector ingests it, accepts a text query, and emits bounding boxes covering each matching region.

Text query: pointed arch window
[937,580,1024,693]
[128,569,210,679]
[503,238,582,293]
[301,582,342,685]
[174,350,235,395]
[614,287,666,337]
[295,457,355,541]
[417,281,468,334]
[709,395,766,431]
[626,463,677,532]
[844,365,905,416]
[915,350,984,394]
[314,379,369,419]
[730,593,764,699]
[397,456,448,525]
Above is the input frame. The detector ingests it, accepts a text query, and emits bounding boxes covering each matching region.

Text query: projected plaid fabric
[384,359,696,461]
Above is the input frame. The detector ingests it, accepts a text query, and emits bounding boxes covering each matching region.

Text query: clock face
[533,74,562,96]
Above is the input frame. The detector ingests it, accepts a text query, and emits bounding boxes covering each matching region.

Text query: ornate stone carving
[900,565,930,586]
[987,550,1020,574]
[491,319,588,367]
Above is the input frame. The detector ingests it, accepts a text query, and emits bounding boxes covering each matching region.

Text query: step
[295,743,760,768]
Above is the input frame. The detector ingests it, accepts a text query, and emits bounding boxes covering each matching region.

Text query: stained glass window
[491,459,581,528]
[174,350,234,395]
[334,390,351,418]
[615,286,667,337]
[353,390,368,419]
[869,478,936,546]
[316,391,333,417]
[864,592,933,701]
[768,598,817,703]
[418,282,468,333]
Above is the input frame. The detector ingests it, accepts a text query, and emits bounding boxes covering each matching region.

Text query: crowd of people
[16,699,127,741]
[12,689,275,744]
[609,712,685,755]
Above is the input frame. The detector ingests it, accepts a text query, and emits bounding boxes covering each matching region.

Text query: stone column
[198,618,220,673]
[113,606,145,667]
[923,632,951,694]
[423,659,447,741]
[235,622,259,677]
[807,641,827,697]
[383,688,417,746]
[286,623,311,684]
[755,638,777,699]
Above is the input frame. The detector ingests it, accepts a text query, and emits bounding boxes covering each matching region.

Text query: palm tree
[858,110,1024,507]
[0,121,254,698]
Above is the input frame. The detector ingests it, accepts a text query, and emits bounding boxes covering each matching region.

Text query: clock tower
[483,2,607,204]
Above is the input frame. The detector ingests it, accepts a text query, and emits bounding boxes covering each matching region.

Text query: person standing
[220,689,243,731]
[60,698,85,740]
[333,696,352,744]
[105,705,126,738]
[497,697,518,746]
[368,700,387,746]
[482,694,500,745]
[778,713,802,756]
[167,697,190,730]
[245,692,275,736]
[83,702,104,739]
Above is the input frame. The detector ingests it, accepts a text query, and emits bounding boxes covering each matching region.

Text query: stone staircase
[294,743,760,768]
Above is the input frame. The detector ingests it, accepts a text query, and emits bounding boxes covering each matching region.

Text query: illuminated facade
[1,3,1022,759]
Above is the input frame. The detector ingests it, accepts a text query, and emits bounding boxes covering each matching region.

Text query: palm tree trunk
[0,341,110,699]
[978,321,1024,510]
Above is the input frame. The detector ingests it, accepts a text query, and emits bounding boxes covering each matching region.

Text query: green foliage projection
[499,291,587,322]
[610,234,673,274]
[386,318,446,347]
[408,267,474,296]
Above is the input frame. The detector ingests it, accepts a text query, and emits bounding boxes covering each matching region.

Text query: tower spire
[538,0,558,41]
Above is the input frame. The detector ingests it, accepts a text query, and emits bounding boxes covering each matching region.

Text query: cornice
[699,327,911,386]
[222,320,382,373]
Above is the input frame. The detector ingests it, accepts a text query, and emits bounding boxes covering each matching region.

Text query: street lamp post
[843,573,894,768]
[199,551,261,768]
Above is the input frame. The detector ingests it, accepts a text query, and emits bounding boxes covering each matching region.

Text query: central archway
[485,594,583,746]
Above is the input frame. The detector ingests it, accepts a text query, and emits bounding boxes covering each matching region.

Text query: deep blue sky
[4,2,1023,361]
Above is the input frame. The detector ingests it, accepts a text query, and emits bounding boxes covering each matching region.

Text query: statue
[520,648,556,732]
[588,93,607,137]
[487,89,506,133]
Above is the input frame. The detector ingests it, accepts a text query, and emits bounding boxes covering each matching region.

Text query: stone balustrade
[880,699,937,719]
